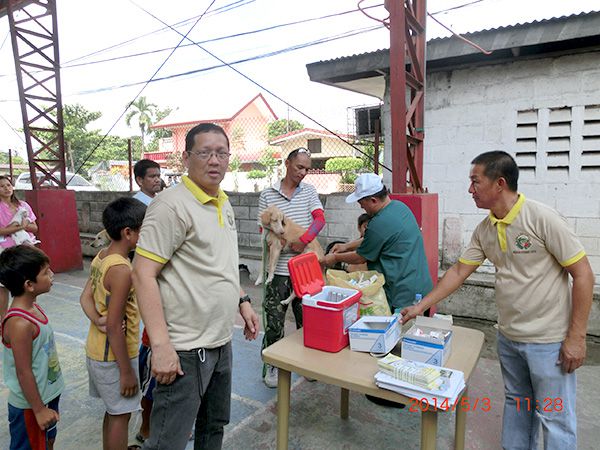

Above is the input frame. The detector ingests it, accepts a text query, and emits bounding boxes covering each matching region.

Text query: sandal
[135,433,146,443]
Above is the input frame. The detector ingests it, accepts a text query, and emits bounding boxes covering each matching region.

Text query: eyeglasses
[187,150,231,161]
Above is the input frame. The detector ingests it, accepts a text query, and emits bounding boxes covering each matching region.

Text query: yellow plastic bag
[326,269,391,317]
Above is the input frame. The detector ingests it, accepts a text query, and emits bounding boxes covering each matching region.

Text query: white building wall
[421,52,600,277]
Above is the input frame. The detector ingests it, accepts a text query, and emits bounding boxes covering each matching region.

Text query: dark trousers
[261,275,302,374]
[143,342,232,450]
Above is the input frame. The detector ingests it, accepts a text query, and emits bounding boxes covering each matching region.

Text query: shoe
[264,365,278,388]
[365,394,406,408]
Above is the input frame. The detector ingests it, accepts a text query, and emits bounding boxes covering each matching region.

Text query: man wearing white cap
[323,173,432,311]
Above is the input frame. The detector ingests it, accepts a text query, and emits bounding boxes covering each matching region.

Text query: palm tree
[125,96,157,152]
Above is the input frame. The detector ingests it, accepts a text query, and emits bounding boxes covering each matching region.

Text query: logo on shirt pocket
[226,210,236,229]
[514,234,535,254]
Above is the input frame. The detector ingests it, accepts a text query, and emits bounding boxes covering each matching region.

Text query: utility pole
[385,0,438,299]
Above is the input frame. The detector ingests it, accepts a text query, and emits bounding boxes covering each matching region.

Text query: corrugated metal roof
[427,10,599,43]
[310,10,600,65]
[307,10,600,83]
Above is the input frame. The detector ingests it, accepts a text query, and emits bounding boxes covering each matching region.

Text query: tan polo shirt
[136,176,239,350]
[459,194,585,343]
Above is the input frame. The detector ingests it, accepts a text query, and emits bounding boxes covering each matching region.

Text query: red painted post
[385,0,408,193]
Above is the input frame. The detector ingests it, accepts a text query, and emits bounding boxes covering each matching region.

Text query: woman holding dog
[0,175,39,318]
[257,147,325,388]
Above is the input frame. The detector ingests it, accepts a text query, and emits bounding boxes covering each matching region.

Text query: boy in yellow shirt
[80,197,146,449]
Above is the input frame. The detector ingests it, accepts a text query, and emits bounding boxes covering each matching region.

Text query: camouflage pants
[261,275,302,375]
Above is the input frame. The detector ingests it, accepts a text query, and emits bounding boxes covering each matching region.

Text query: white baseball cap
[345,173,384,203]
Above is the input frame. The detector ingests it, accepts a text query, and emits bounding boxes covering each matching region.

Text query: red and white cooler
[288,253,361,352]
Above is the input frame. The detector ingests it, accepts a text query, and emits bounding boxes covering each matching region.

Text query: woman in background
[0,175,39,317]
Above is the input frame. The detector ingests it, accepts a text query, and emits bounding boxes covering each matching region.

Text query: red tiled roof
[151,93,277,129]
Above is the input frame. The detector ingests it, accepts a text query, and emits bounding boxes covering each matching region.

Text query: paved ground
[0,261,598,449]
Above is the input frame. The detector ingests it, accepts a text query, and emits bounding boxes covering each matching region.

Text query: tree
[246,169,267,192]
[146,107,173,153]
[230,125,245,153]
[125,96,157,152]
[166,150,185,173]
[358,140,383,173]
[228,154,241,192]
[258,147,279,183]
[325,157,364,184]
[267,119,304,140]
[0,151,26,165]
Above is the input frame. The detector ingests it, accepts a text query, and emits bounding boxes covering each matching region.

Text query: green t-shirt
[357,200,433,310]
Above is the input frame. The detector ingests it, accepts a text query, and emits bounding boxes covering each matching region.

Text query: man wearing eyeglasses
[133,123,260,449]
[257,147,326,388]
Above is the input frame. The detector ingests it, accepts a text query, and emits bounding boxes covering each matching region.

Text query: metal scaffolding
[5,0,66,189]
[386,0,426,193]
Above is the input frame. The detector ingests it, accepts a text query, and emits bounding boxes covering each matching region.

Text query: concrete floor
[0,262,598,449]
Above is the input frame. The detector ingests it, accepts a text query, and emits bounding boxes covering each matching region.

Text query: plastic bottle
[414,293,422,305]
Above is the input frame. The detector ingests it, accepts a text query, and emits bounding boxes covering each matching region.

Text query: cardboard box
[349,315,400,354]
[401,315,453,366]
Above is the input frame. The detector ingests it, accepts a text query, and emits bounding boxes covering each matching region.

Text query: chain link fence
[140,97,384,194]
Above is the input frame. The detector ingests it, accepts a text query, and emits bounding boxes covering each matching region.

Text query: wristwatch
[239,294,252,305]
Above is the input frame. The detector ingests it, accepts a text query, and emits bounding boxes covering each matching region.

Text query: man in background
[133,159,162,206]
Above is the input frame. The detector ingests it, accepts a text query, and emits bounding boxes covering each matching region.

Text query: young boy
[80,197,146,450]
[0,245,64,450]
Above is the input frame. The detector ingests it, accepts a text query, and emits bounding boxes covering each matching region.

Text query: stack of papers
[378,354,441,390]
[374,358,465,410]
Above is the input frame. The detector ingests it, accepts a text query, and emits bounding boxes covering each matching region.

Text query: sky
[0,0,599,159]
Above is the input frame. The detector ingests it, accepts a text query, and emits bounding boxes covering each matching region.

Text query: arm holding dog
[291,209,326,252]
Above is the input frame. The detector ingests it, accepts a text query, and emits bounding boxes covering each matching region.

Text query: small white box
[349,315,401,354]
[401,315,453,366]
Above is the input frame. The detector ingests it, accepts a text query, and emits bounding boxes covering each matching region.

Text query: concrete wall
[421,52,600,277]
[67,190,599,336]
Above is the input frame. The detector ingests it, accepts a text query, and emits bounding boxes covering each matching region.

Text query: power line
[59,3,384,71]
[0,24,383,102]
[72,25,383,95]
[63,0,255,65]
[70,0,219,180]
[0,31,9,52]
[130,0,393,174]
[430,0,488,16]
[0,110,26,144]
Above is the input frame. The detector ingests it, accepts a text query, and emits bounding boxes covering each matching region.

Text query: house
[145,93,278,170]
[269,127,357,169]
[306,11,600,278]
[269,127,369,193]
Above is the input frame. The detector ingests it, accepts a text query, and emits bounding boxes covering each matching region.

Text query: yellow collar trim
[182,175,228,227]
[488,193,525,252]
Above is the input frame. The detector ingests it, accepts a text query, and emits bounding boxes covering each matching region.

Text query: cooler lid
[288,252,324,297]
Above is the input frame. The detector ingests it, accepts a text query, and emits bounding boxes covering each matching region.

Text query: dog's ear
[260,209,270,226]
